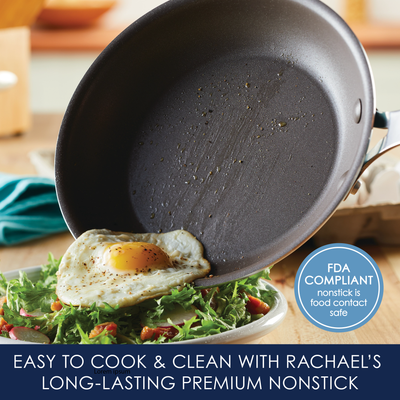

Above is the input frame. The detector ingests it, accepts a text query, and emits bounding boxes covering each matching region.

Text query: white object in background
[320,0,345,16]
[368,0,400,23]
[362,162,386,193]
[363,169,400,206]
[0,70,18,91]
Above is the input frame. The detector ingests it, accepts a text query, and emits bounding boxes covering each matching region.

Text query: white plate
[0,266,287,344]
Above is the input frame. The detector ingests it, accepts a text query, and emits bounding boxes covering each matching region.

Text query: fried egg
[56,229,211,308]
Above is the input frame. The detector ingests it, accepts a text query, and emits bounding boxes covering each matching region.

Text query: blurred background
[30,0,165,113]
[27,0,400,115]
[1,0,400,246]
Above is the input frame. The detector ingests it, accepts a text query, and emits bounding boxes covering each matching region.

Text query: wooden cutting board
[0,27,30,136]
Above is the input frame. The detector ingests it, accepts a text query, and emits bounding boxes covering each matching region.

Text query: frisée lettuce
[0,254,276,344]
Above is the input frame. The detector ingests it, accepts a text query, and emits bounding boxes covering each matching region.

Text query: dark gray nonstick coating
[55,0,375,286]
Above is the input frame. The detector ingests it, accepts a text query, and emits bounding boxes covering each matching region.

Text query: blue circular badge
[294,243,384,332]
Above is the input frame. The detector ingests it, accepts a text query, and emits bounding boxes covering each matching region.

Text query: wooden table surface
[1,114,399,344]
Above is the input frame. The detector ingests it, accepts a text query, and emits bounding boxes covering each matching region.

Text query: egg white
[56,229,211,308]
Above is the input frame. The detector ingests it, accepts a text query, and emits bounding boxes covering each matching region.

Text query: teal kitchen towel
[0,173,67,245]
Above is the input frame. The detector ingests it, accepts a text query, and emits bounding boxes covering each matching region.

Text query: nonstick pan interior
[56,0,374,285]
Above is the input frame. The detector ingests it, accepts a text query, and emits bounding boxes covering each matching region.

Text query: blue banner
[1,344,397,399]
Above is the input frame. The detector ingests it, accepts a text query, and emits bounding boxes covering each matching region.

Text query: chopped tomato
[51,301,62,311]
[140,326,179,341]
[89,322,118,338]
[246,294,270,315]
[0,317,13,333]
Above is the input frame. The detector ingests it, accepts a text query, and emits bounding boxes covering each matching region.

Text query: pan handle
[364,110,400,168]
[350,110,400,195]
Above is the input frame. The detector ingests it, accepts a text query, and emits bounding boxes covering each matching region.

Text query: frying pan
[55,0,400,287]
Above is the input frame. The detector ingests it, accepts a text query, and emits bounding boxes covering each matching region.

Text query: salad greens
[0,254,276,344]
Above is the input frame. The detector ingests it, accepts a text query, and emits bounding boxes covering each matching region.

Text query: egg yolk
[104,242,173,273]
